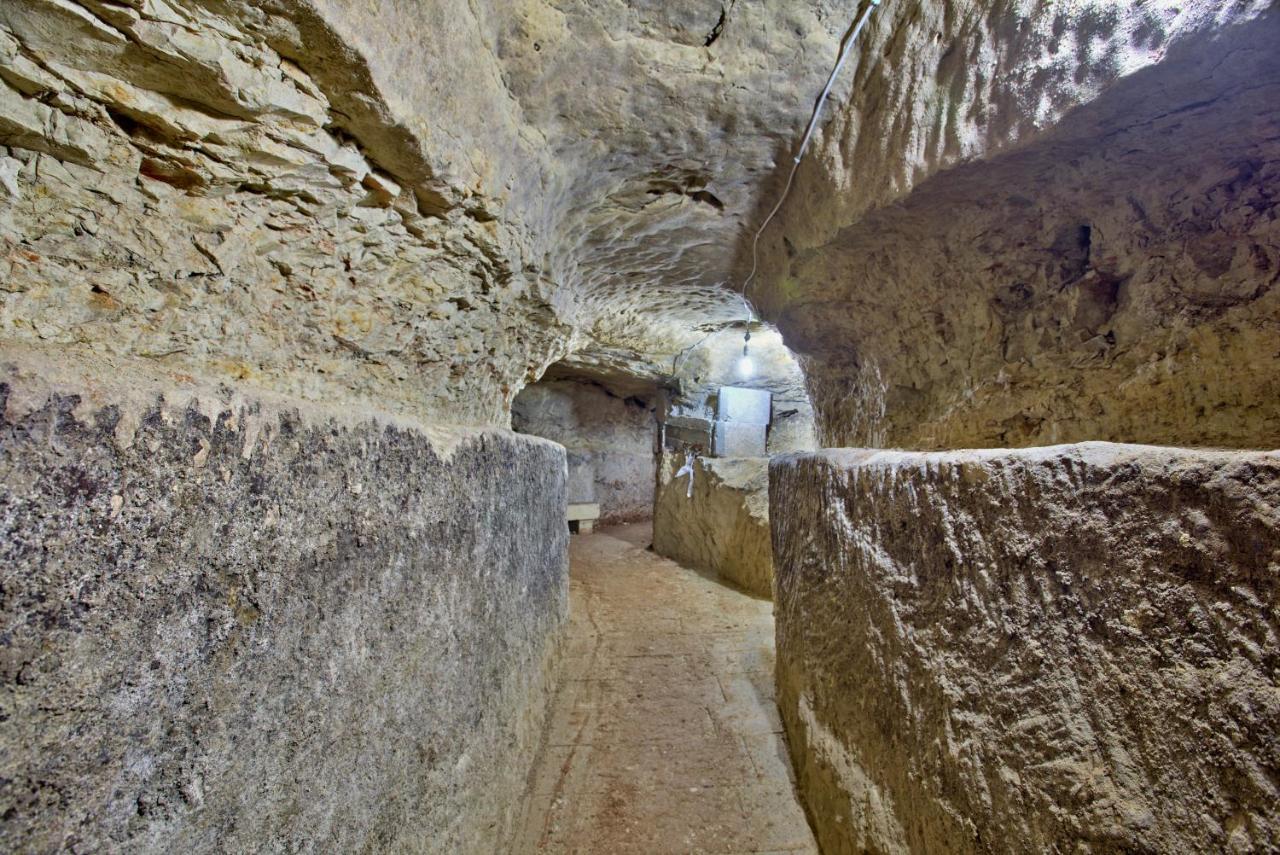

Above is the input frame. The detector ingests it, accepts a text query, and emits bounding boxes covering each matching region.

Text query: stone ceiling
[317,0,866,388]
[1,0,1275,441]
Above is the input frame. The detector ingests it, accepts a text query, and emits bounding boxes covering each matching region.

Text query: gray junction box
[713,386,772,456]
[717,386,772,424]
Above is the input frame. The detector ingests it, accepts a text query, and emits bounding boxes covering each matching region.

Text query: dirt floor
[515,523,818,854]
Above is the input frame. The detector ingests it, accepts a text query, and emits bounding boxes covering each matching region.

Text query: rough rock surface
[0,345,568,853]
[654,453,771,599]
[771,443,1280,854]
[755,4,1280,448]
[5,2,1280,848]
[0,0,874,417]
[0,0,574,426]
[4,0,1272,436]
[513,376,656,524]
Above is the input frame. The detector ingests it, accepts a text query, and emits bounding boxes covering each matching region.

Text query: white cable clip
[675,451,696,499]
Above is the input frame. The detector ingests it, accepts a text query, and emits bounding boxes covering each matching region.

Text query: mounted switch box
[662,415,714,452]
[713,386,772,457]
[717,386,772,425]
[713,421,768,457]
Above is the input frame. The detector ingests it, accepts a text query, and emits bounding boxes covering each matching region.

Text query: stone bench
[566,502,600,534]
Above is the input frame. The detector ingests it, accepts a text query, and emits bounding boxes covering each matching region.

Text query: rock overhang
[1,0,1274,436]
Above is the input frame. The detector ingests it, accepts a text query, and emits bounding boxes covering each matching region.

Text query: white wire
[738,0,883,319]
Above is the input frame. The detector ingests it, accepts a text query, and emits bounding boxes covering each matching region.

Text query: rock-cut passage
[516,524,817,854]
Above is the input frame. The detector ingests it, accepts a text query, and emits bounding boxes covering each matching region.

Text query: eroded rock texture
[6,0,1271,441]
[0,0,576,425]
[513,375,656,524]
[754,3,1280,448]
[0,347,568,853]
[3,0,1279,849]
[654,453,772,598]
[0,0,875,418]
[772,444,1280,854]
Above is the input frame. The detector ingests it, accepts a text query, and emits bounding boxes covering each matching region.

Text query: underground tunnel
[0,0,1277,852]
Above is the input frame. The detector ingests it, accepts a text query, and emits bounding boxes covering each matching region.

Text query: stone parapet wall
[654,453,772,599]
[772,443,1279,854]
[0,345,569,853]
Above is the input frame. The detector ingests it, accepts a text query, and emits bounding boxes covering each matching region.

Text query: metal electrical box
[717,386,772,425]
[713,386,771,457]
[662,414,714,452]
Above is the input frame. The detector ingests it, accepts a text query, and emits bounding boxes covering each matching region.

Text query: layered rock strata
[772,443,1280,854]
[0,0,870,411]
[0,346,568,853]
[0,0,582,426]
[654,453,772,598]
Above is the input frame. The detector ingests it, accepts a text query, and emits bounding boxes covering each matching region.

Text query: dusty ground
[515,524,816,854]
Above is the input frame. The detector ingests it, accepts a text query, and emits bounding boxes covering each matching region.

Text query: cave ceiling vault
[0,0,1275,433]
[0,0,867,420]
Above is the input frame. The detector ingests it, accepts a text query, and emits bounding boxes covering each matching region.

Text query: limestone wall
[0,0,579,427]
[756,6,1280,450]
[653,454,772,599]
[771,443,1280,854]
[0,346,569,853]
[0,0,882,412]
[513,377,656,524]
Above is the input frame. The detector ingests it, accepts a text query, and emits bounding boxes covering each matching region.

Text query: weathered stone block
[654,453,772,598]
[0,349,569,854]
[771,443,1280,854]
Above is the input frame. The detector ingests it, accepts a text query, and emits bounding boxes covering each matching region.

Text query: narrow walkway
[516,524,818,854]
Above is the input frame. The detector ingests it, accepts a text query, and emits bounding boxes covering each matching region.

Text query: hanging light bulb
[737,329,754,379]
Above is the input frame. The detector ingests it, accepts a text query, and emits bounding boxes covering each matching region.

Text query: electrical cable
[670,1,884,387]
[737,0,883,318]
